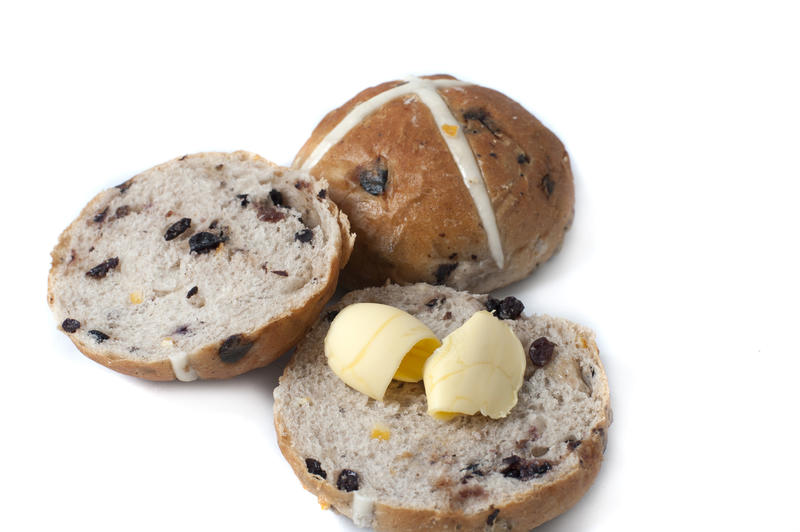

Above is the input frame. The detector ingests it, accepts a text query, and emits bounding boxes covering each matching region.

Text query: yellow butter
[423,311,525,420]
[325,303,441,400]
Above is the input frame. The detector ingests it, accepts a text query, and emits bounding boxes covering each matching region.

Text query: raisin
[115,179,133,194]
[337,469,359,492]
[358,159,389,195]
[500,456,552,480]
[186,286,198,298]
[462,463,484,475]
[486,296,524,320]
[566,439,582,450]
[215,164,224,171]
[173,325,190,335]
[208,220,218,230]
[460,463,485,483]
[165,218,192,240]
[489,152,497,158]
[93,208,108,223]
[269,189,284,206]
[88,330,109,343]
[256,201,286,222]
[236,194,249,207]
[434,263,458,285]
[317,189,327,199]
[487,509,500,526]
[529,337,556,366]
[425,298,438,308]
[272,270,288,277]
[294,229,313,243]
[189,232,223,254]
[86,257,119,278]
[218,334,253,363]
[62,318,80,333]
[443,311,453,320]
[518,153,530,164]
[325,310,339,322]
[462,108,501,136]
[305,458,327,479]
[114,205,130,219]
[541,174,555,198]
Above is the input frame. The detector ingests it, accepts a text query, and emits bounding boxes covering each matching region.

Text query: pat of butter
[325,303,441,400]
[423,311,525,420]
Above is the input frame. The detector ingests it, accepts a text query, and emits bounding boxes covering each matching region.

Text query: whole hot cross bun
[294,74,574,293]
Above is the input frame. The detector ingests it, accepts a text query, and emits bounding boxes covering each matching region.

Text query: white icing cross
[299,76,505,269]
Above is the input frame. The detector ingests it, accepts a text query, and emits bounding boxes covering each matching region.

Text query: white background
[2,1,799,530]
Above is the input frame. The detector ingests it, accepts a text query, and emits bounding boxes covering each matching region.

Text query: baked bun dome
[293,75,574,293]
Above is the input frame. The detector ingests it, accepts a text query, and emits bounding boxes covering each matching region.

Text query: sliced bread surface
[48,151,354,380]
[273,283,611,531]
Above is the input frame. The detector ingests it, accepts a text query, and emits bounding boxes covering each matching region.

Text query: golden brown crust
[47,152,354,381]
[293,75,575,293]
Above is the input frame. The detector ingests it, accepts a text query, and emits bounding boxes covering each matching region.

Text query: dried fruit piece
[294,229,313,243]
[566,439,582,450]
[218,334,253,363]
[370,423,391,441]
[425,298,438,308]
[115,179,133,194]
[164,218,192,240]
[463,108,501,136]
[336,469,359,492]
[272,270,288,277]
[358,159,389,196]
[186,286,198,298]
[86,257,119,279]
[517,153,530,164]
[441,124,459,136]
[62,318,80,333]
[487,509,500,526]
[269,189,284,206]
[460,463,485,483]
[305,458,327,479]
[88,330,110,343]
[236,194,249,207]
[500,455,552,480]
[541,174,555,198]
[317,189,327,199]
[486,296,524,320]
[256,201,286,222]
[189,232,223,254]
[93,208,108,223]
[114,205,130,219]
[529,337,556,366]
[434,263,457,285]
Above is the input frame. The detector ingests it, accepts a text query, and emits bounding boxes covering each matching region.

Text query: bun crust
[274,284,610,531]
[48,151,354,381]
[294,75,574,293]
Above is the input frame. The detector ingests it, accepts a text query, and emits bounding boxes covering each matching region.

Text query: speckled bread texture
[48,151,354,381]
[274,284,610,531]
[293,75,575,293]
